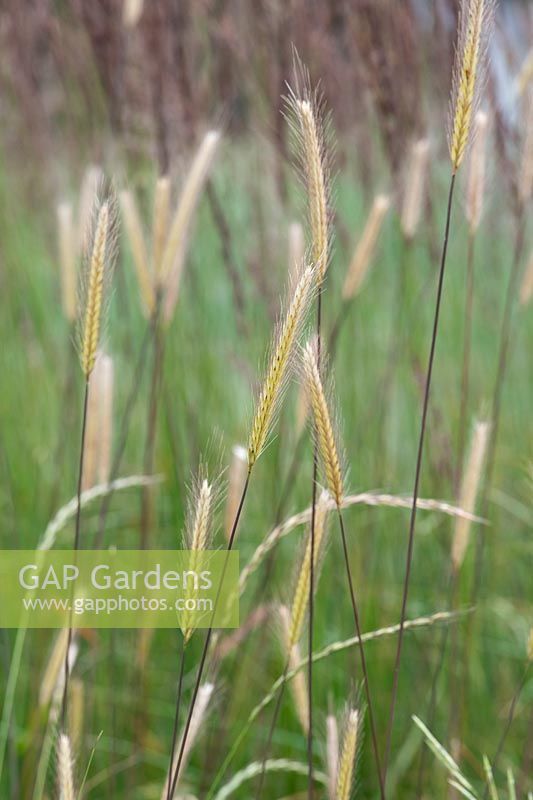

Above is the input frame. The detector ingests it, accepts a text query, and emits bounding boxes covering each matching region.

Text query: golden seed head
[57,733,75,800]
[342,194,390,300]
[326,713,339,800]
[335,709,359,800]
[295,97,330,283]
[449,0,494,173]
[301,341,344,505]
[248,266,316,467]
[452,419,490,572]
[79,198,116,378]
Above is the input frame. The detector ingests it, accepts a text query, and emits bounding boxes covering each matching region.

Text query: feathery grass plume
[56,733,75,800]
[162,682,214,798]
[79,196,117,378]
[77,165,103,251]
[278,605,309,734]
[301,341,343,506]
[120,189,155,317]
[68,678,84,754]
[519,249,533,306]
[519,92,533,207]
[335,709,359,800]
[287,489,330,648]
[161,131,221,324]
[295,382,310,438]
[326,713,339,800]
[248,266,316,467]
[182,474,215,644]
[286,78,331,283]
[57,202,77,323]
[288,221,305,288]
[342,194,390,300]
[401,138,431,241]
[153,175,171,277]
[452,419,490,572]
[449,0,494,174]
[224,445,248,541]
[466,111,489,232]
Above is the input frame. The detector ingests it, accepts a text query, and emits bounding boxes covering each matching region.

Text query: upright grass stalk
[285,68,331,798]
[166,473,215,800]
[256,494,329,800]
[302,341,386,800]
[383,0,495,783]
[60,194,116,729]
[166,265,315,798]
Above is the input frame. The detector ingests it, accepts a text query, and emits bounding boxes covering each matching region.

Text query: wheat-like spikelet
[326,713,339,800]
[182,474,214,643]
[278,605,309,734]
[77,165,103,252]
[289,92,330,283]
[401,139,430,241]
[288,489,330,647]
[342,194,390,300]
[57,202,77,322]
[162,682,214,797]
[335,709,359,800]
[153,175,171,278]
[161,130,221,324]
[519,248,533,306]
[519,92,533,207]
[120,189,155,316]
[466,111,489,232]
[56,733,75,800]
[301,341,344,505]
[248,265,316,467]
[288,221,305,288]
[79,197,116,378]
[224,445,248,541]
[68,678,84,754]
[449,0,494,173]
[451,419,490,572]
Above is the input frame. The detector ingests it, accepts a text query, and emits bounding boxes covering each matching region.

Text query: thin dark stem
[481,664,530,799]
[168,472,251,799]
[256,659,290,800]
[61,377,90,729]
[456,232,476,492]
[166,637,186,800]
[337,508,386,800]
[93,323,152,548]
[383,173,457,784]
[307,291,322,800]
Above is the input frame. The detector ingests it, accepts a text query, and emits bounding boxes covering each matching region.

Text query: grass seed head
[342,194,390,300]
